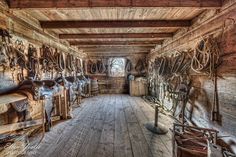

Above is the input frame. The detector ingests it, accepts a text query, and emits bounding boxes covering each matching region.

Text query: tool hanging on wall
[27,44,38,79]
[191,36,221,79]
[155,52,191,81]
[66,54,75,74]
[212,67,220,122]
[0,29,12,71]
[75,58,82,73]
[135,59,146,74]
[88,60,98,74]
[191,35,222,122]
[40,45,55,73]
[90,61,97,74]
[14,40,28,82]
[87,60,92,73]
[97,59,106,73]
[125,59,132,73]
[54,50,65,73]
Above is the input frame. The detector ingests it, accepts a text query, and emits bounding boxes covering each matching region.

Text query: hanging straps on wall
[40,45,55,73]
[27,44,38,79]
[66,54,76,73]
[54,50,65,72]
[0,29,12,70]
[191,36,220,79]
[135,59,146,74]
[97,59,106,73]
[125,59,132,73]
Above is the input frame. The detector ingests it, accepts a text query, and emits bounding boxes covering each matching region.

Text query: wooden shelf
[0,93,27,106]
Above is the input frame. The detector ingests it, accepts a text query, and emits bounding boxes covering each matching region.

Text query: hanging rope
[191,36,220,79]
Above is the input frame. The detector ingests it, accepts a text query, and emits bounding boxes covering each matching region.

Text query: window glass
[109,58,125,77]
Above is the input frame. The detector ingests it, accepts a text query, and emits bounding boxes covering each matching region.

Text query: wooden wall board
[147,0,236,154]
[59,33,173,39]
[149,1,236,57]
[7,0,222,8]
[18,7,204,21]
[0,119,42,134]
[0,93,27,106]
[40,20,191,29]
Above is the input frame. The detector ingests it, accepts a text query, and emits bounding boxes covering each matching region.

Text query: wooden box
[129,80,148,96]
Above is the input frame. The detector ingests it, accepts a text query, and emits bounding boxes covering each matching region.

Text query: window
[109,58,125,77]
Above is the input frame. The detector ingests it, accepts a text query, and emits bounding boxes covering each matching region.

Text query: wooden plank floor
[24,94,173,157]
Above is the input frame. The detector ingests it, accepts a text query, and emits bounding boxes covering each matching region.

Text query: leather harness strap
[27,44,38,79]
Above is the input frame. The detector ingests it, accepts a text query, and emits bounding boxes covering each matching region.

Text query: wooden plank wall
[86,54,146,94]
[0,1,84,125]
[148,0,236,153]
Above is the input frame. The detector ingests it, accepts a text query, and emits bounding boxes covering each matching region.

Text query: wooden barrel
[91,78,99,95]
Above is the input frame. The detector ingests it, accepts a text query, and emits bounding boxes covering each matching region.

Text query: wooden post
[154,105,158,127]
[58,95,62,117]
[41,99,45,134]
[61,89,68,119]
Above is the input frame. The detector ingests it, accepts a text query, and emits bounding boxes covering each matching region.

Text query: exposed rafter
[59,33,173,39]
[75,45,155,48]
[7,0,222,8]
[69,40,163,46]
[40,20,191,29]
[78,46,154,51]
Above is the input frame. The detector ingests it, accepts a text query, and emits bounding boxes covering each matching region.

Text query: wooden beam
[83,51,152,54]
[0,116,61,134]
[8,0,222,8]
[0,93,27,106]
[149,2,236,58]
[77,45,155,48]
[41,20,191,29]
[87,52,149,57]
[69,40,163,46]
[0,119,42,134]
[59,33,173,39]
[79,46,154,52]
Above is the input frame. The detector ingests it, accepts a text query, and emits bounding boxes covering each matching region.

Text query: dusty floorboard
[22,94,173,157]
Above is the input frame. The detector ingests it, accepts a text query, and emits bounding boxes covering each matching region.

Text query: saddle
[17,79,60,131]
[11,99,28,112]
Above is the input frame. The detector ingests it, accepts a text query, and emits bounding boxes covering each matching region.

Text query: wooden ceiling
[7,0,222,56]
[7,0,222,8]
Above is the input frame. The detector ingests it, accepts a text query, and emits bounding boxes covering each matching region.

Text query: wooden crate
[129,80,148,96]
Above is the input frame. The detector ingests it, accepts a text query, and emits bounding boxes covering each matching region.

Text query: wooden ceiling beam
[76,45,155,48]
[7,0,222,8]
[41,20,191,29]
[59,33,173,39]
[78,46,154,52]
[69,40,163,46]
